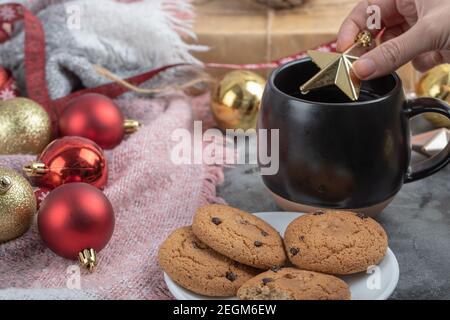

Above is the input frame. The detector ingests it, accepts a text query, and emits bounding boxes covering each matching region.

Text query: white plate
[164,211,400,300]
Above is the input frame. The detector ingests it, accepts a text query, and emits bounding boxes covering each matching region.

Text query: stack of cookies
[158,205,388,300]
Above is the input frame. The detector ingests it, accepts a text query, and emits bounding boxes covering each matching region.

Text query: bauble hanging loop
[37,183,115,271]
[58,93,140,149]
[123,119,141,134]
[78,248,98,272]
[23,136,108,190]
[0,176,12,194]
[23,162,47,177]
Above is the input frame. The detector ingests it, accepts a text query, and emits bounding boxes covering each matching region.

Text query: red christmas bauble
[0,67,8,88]
[24,136,108,190]
[38,183,115,262]
[58,93,134,149]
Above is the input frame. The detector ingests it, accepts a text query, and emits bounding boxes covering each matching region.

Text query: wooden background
[190,0,418,91]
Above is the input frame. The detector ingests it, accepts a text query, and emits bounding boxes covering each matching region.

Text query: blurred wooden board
[190,0,417,91]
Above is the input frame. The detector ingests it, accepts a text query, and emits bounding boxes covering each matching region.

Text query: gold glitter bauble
[0,98,53,154]
[211,70,266,130]
[416,64,450,128]
[0,167,37,243]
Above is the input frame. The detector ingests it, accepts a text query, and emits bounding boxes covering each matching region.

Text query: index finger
[337,0,405,52]
[337,1,369,52]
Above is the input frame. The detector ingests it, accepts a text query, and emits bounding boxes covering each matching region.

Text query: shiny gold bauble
[211,70,266,130]
[0,98,53,154]
[0,167,37,243]
[416,64,450,128]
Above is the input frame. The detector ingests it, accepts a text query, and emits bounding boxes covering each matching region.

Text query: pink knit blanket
[0,93,224,299]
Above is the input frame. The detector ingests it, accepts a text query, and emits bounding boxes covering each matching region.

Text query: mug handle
[404,97,450,183]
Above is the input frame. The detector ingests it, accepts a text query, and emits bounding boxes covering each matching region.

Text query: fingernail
[353,58,376,79]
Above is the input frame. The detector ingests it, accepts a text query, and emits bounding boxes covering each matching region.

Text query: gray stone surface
[217,117,450,300]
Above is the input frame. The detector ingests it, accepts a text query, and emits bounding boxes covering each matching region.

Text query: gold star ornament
[300,31,373,101]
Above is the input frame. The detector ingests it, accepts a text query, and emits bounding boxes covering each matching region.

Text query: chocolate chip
[313,211,325,216]
[284,274,295,279]
[356,213,367,219]
[225,272,236,282]
[262,278,274,285]
[270,266,281,273]
[254,240,263,247]
[261,230,269,237]
[299,235,305,241]
[192,241,206,250]
[211,217,222,225]
[290,247,300,256]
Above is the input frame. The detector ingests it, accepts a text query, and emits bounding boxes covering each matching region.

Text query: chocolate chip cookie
[158,226,258,297]
[284,210,388,274]
[237,267,351,300]
[192,204,286,269]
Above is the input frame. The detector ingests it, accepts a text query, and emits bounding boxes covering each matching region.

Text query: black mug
[258,59,450,215]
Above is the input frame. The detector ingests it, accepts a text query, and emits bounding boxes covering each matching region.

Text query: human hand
[337,0,450,80]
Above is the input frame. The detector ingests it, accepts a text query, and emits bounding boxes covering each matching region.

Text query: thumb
[353,24,430,80]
